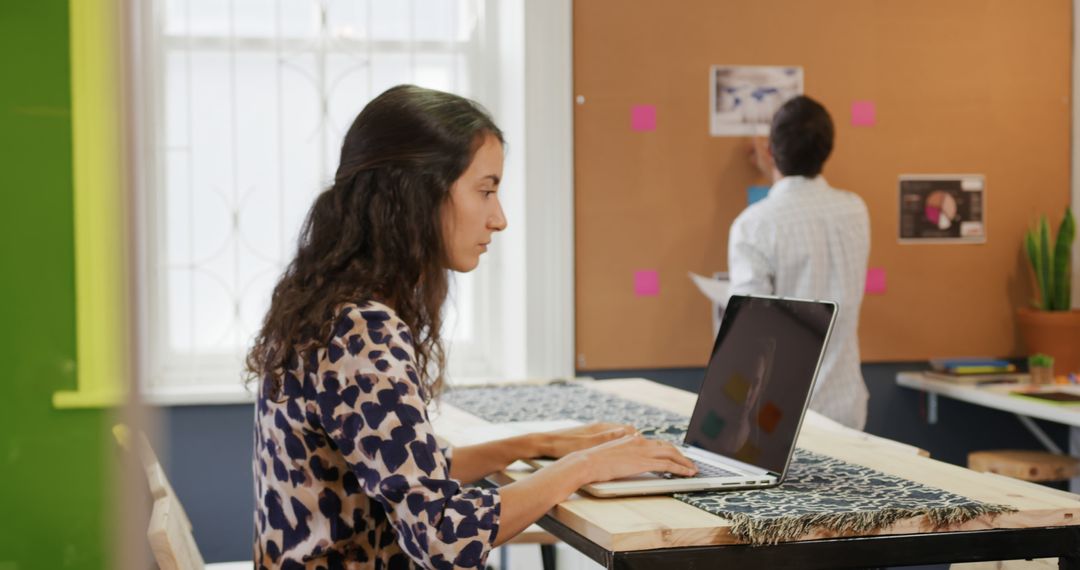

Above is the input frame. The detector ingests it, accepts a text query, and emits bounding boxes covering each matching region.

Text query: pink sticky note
[851,100,876,126]
[631,105,656,132]
[634,270,660,296]
[865,267,887,294]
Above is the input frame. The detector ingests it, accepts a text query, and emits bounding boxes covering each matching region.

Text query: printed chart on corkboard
[899,175,985,244]
[573,0,1071,370]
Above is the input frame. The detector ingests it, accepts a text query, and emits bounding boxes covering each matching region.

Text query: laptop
[553,294,837,497]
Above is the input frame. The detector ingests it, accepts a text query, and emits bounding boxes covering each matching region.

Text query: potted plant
[1016,207,1078,375]
[1027,353,1054,385]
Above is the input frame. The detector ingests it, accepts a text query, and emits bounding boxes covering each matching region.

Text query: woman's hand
[561,434,698,483]
[495,434,697,546]
[533,423,637,459]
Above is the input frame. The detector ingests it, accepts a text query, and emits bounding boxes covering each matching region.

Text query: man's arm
[749,136,781,183]
[728,216,775,296]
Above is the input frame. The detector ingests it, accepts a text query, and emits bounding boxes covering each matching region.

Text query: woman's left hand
[533,423,637,459]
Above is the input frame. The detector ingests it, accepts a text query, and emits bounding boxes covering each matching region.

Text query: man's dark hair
[769,95,834,177]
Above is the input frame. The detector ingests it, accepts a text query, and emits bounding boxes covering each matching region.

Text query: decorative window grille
[139,0,508,401]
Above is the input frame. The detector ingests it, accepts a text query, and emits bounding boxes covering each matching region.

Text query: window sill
[141,384,256,407]
[138,377,589,407]
[52,389,125,409]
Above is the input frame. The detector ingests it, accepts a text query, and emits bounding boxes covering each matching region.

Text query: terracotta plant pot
[1016,307,1080,375]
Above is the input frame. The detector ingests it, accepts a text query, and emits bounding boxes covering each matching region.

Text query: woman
[248,85,696,569]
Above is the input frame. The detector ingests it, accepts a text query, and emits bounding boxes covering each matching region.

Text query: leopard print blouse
[253,301,501,569]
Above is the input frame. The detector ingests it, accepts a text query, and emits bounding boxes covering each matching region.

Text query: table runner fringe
[724,502,1016,546]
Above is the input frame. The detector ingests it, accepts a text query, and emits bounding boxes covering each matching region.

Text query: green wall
[0,1,111,568]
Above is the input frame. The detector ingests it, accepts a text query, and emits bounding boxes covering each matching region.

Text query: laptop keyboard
[690,459,741,478]
[664,458,741,479]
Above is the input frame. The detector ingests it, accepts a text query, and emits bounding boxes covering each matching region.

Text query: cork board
[573,0,1072,370]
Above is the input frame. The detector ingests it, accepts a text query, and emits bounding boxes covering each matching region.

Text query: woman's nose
[489,199,507,231]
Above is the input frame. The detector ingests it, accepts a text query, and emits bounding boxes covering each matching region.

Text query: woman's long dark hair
[246,85,504,401]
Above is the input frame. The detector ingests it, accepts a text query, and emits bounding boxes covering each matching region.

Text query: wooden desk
[898,371,1080,493]
[434,378,1080,569]
[896,372,1080,429]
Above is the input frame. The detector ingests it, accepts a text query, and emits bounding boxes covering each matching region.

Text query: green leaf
[1052,208,1075,310]
[1029,353,1055,368]
[1039,216,1054,310]
[1025,228,1041,307]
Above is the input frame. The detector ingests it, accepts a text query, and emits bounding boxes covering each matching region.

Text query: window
[135,0,532,403]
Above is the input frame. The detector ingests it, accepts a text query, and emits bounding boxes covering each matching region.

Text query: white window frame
[129,0,574,405]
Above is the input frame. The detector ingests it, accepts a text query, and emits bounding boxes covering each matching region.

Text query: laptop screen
[684,295,835,475]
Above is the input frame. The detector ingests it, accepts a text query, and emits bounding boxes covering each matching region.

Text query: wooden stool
[967,450,1080,482]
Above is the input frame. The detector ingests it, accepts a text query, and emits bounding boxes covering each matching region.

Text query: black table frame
[533,511,1080,569]
[460,386,1080,569]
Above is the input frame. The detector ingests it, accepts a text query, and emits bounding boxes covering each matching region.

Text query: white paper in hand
[688,271,731,304]
[689,271,731,337]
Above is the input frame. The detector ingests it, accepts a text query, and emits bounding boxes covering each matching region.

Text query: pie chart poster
[898,175,986,243]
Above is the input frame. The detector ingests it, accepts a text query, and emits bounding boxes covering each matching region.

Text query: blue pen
[1070,373,1078,385]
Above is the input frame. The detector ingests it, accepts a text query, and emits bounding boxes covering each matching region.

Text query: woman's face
[441,133,507,272]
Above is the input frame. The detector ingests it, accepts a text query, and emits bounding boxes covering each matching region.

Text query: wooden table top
[432,378,1080,552]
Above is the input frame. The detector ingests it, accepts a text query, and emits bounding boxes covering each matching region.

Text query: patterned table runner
[443,383,1014,545]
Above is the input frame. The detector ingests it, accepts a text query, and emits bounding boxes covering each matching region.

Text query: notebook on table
[1009,390,1080,404]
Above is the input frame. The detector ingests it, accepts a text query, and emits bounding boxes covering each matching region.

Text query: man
[728,95,871,430]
